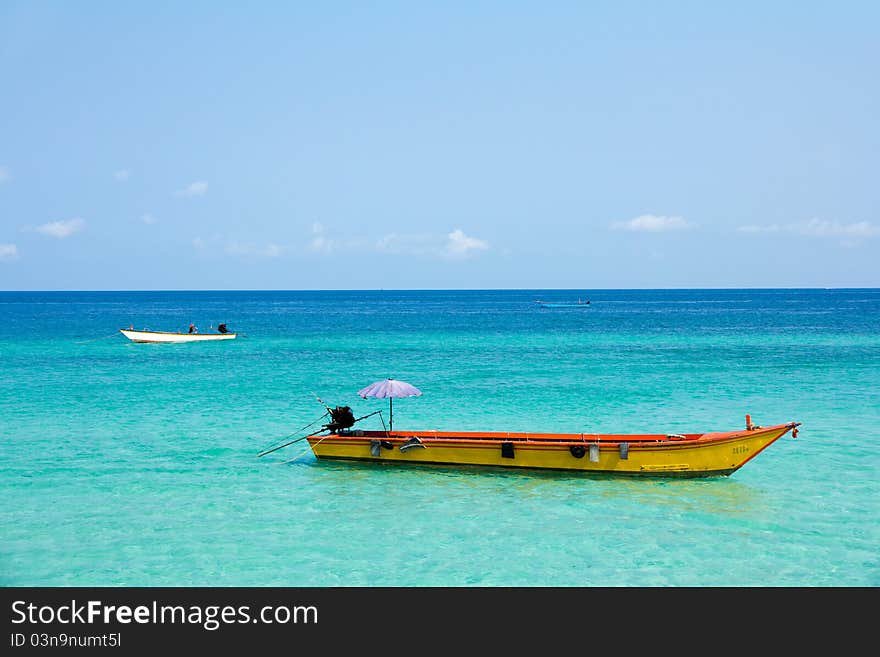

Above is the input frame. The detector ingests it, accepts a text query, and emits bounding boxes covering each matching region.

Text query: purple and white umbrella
[357,378,422,431]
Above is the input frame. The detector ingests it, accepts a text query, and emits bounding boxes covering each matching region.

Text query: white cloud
[611,214,692,232]
[0,243,18,261]
[176,181,208,197]
[376,232,434,255]
[142,213,157,225]
[798,218,878,238]
[36,218,85,238]
[0,166,9,183]
[308,223,334,254]
[225,242,283,257]
[193,233,281,257]
[375,229,490,259]
[114,169,130,181]
[445,228,489,258]
[738,219,878,241]
[737,224,782,233]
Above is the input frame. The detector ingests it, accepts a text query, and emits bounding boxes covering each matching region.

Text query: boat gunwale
[325,423,797,448]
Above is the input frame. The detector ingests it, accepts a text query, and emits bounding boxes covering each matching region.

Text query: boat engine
[324,405,356,434]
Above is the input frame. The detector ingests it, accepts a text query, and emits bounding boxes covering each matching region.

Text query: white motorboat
[120,328,236,343]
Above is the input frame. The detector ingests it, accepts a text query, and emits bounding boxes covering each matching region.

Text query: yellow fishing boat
[259,381,800,477]
[305,418,799,478]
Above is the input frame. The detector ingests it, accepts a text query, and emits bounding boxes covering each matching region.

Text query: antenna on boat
[257,427,327,458]
[313,392,333,413]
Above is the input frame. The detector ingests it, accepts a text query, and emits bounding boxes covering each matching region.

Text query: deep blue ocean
[1,289,878,586]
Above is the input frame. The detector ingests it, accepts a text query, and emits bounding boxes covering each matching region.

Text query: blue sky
[1,1,877,290]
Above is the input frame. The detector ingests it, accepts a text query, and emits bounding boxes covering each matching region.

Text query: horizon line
[1,286,878,293]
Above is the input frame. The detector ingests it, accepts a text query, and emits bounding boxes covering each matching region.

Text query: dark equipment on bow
[257,394,384,458]
[323,405,356,434]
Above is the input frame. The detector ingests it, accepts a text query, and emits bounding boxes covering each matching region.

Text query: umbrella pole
[389,397,393,432]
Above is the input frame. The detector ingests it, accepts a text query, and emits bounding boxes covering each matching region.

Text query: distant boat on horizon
[535,299,591,308]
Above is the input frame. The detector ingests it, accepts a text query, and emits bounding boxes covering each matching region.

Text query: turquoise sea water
[1,289,878,586]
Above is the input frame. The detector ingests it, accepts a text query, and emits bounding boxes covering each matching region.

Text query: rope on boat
[277,411,384,465]
[257,411,329,457]
[259,399,391,460]
[281,434,334,465]
[258,407,388,458]
[74,331,122,344]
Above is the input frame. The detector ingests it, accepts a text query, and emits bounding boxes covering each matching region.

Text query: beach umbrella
[357,378,422,431]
